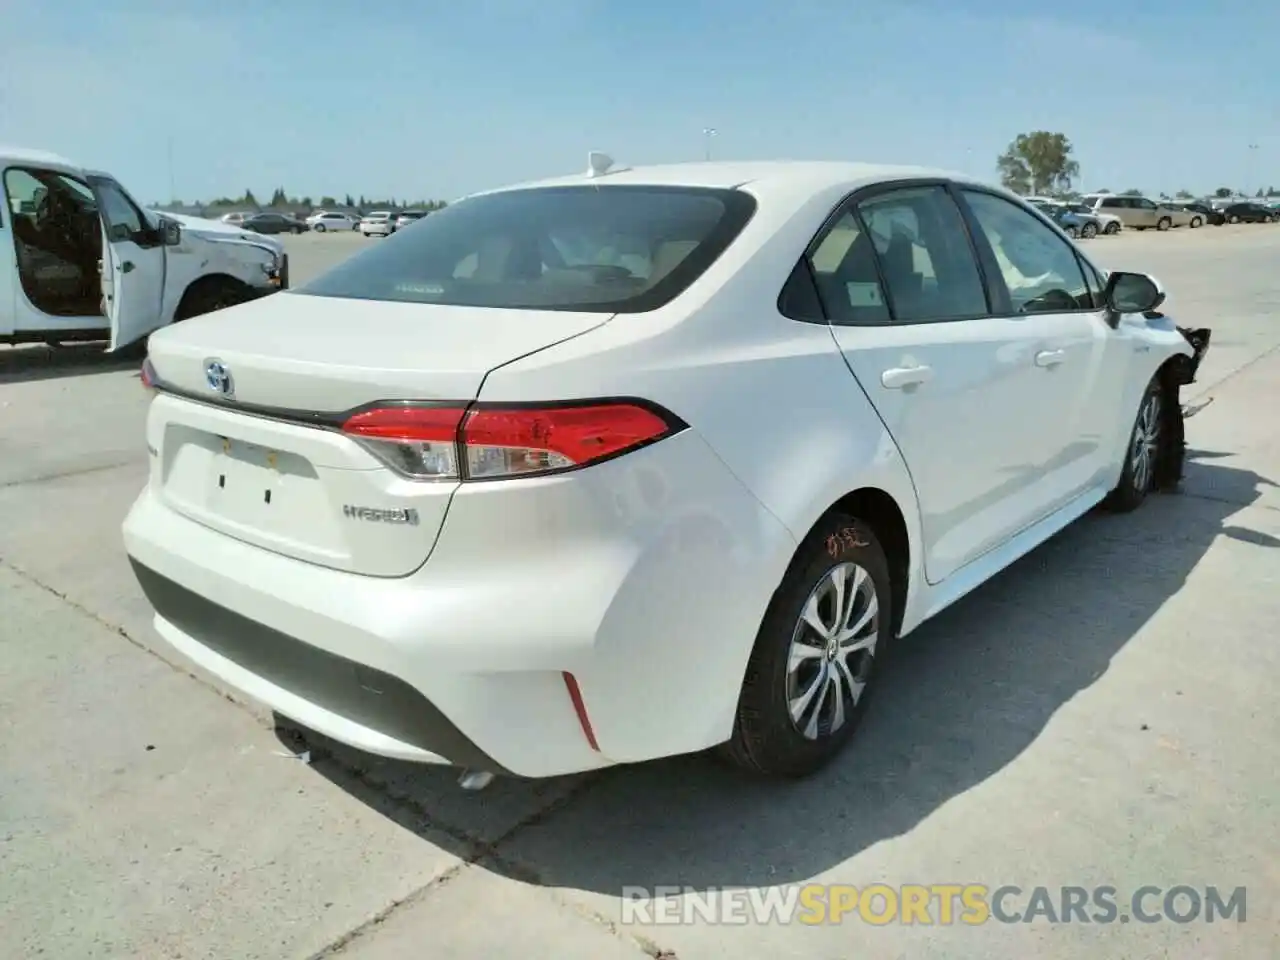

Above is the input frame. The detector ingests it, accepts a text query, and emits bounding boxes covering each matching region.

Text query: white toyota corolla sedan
[123,156,1211,785]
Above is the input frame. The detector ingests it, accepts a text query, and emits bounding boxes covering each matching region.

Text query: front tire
[1190,216,1203,228]
[314,223,326,233]
[720,514,892,778]
[1157,217,1172,231]
[1081,222,1098,239]
[1064,224,1080,238]
[175,277,252,321]
[1102,377,1165,513]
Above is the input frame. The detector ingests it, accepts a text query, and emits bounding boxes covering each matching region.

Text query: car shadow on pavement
[0,342,137,384]
[277,454,1275,895]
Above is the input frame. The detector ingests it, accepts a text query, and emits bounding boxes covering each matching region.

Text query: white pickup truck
[1,147,288,352]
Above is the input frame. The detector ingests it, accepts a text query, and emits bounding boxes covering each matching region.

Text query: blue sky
[1,0,1276,204]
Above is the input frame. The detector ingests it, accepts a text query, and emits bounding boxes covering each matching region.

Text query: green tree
[1175,189,1194,199]
[1256,188,1266,198]
[1123,188,1144,196]
[1213,187,1233,198]
[268,186,287,206]
[344,194,355,207]
[320,196,337,207]
[996,131,1080,195]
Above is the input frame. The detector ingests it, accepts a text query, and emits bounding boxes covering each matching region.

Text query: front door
[956,188,1114,508]
[90,176,167,351]
[814,184,1055,583]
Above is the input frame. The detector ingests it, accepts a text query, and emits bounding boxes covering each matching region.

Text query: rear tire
[1190,216,1203,228]
[1081,222,1098,239]
[719,514,892,778]
[1064,225,1079,238]
[314,223,326,233]
[1157,217,1172,231]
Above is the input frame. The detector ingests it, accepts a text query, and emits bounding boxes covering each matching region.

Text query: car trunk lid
[144,293,611,577]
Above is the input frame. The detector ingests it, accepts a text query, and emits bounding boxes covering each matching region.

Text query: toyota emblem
[204,359,234,398]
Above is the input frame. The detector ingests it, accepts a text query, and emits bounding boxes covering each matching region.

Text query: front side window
[854,185,988,323]
[300,185,757,313]
[88,177,145,241]
[960,190,1092,313]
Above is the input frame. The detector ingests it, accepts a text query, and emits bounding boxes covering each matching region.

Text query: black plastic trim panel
[130,559,512,774]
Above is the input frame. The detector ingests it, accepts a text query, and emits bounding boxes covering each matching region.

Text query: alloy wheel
[1130,390,1162,493]
[786,562,880,740]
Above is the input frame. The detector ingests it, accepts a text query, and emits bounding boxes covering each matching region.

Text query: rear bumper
[130,558,511,772]
[122,429,797,778]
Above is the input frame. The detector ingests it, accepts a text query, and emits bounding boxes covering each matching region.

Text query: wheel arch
[797,486,914,639]
[174,272,250,321]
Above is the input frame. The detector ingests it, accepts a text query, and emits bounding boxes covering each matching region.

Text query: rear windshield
[297,185,757,313]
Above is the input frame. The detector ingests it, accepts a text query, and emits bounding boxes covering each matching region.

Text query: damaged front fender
[1173,326,1212,385]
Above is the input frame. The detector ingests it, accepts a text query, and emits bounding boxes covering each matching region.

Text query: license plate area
[160,427,345,561]
[211,437,313,513]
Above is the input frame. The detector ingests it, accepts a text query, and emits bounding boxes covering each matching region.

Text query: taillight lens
[340,401,681,481]
[140,357,157,391]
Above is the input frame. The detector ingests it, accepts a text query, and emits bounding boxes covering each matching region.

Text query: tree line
[158,187,450,214]
[996,131,1277,201]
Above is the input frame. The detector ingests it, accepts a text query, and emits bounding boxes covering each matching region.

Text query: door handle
[1034,349,1067,368]
[881,365,934,389]
[120,261,135,274]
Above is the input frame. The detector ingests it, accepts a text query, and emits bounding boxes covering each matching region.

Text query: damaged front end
[1174,326,1213,418]
[1154,325,1212,491]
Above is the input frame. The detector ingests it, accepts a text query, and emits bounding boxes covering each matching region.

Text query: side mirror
[160,220,182,246]
[1104,271,1165,317]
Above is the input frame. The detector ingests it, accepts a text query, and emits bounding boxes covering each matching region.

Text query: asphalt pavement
[1,225,1278,959]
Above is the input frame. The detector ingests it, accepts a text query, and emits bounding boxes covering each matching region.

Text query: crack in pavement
[0,457,143,489]
[1187,337,1280,400]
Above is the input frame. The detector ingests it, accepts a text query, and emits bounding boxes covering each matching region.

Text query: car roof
[468,160,989,204]
[0,146,86,176]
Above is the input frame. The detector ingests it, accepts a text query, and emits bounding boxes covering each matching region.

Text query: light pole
[167,137,176,204]
[702,127,717,161]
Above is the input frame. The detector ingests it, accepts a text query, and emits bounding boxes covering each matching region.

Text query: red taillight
[340,400,680,481]
[140,357,156,391]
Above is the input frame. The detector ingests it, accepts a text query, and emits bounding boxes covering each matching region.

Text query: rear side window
[803,210,890,324]
[854,186,988,323]
[300,185,756,313]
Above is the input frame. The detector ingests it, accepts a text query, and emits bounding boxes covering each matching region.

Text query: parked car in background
[392,210,428,232]
[1218,201,1277,224]
[219,212,251,226]
[1025,196,1120,235]
[123,156,1212,784]
[1027,199,1102,239]
[1079,194,1188,231]
[241,212,309,235]
[1177,201,1218,226]
[359,211,397,237]
[306,211,360,232]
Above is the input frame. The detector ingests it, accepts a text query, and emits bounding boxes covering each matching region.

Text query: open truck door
[90,176,168,352]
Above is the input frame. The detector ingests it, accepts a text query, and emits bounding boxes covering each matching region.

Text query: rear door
[90,176,167,351]
[818,183,1056,583]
